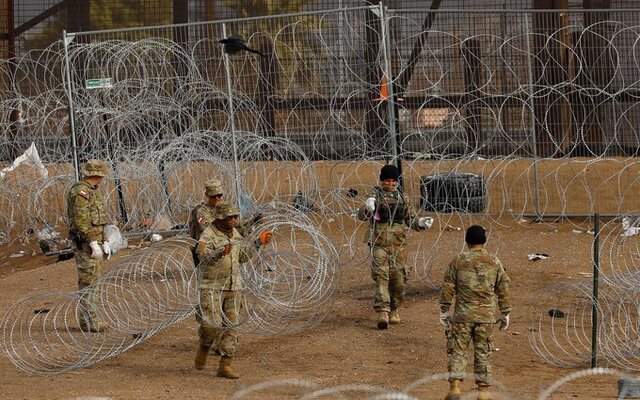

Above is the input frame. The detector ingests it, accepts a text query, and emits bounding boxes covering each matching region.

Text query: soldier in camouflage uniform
[439,225,511,400]
[358,164,433,329]
[189,179,262,241]
[189,179,224,240]
[67,159,115,333]
[193,202,272,378]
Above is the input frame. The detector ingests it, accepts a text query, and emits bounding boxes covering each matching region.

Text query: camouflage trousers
[371,245,407,313]
[446,322,494,387]
[74,241,105,329]
[196,289,243,356]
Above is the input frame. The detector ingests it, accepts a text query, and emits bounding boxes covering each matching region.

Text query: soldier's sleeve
[439,256,458,311]
[495,258,512,315]
[196,230,224,263]
[72,192,101,241]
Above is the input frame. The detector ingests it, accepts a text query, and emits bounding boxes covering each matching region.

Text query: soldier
[358,164,433,329]
[193,202,272,378]
[189,179,262,241]
[439,225,511,400]
[67,159,116,333]
[189,179,224,241]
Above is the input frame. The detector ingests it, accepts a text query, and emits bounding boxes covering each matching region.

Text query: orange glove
[222,244,232,256]
[258,230,273,246]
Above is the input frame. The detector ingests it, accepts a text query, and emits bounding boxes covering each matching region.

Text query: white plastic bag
[104,224,128,251]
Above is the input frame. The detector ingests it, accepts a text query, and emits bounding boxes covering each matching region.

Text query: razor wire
[527,216,640,371]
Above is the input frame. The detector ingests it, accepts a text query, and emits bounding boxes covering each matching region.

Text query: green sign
[85,78,113,89]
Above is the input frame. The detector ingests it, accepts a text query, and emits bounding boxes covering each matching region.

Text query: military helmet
[214,202,240,220]
[80,159,110,177]
[205,179,224,197]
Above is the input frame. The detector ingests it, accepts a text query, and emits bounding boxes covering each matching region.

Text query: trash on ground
[9,251,25,258]
[548,309,565,318]
[150,233,163,242]
[33,308,50,314]
[528,253,549,261]
[622,216,640,237]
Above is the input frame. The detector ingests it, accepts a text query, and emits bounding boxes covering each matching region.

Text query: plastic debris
[548,309,565,318]
[622,216,640,237]
[9,251,26,258]
[150,233,163,242]
[528,253,549,261]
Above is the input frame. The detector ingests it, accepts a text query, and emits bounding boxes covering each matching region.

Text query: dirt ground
[0,214,633,400]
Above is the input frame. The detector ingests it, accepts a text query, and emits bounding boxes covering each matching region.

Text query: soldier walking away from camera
[439,225,511,400]
[193,202,272,378]
[67,159,117,333]
[358,164,433,329]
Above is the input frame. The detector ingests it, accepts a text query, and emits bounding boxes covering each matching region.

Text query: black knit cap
[465,225,487,245]
[379,164,400,181]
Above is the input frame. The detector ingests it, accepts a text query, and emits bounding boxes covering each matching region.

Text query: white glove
[418,216,434,229]
[89,240,104,259]
[439,310,451,328]
[102,242,115,260]
[499,313,510,331]
[364,197,376,212]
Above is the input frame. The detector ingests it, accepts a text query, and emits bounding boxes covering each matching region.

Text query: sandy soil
[0,215,631,400]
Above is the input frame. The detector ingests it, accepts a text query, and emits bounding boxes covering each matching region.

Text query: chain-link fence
[2,5,640,243]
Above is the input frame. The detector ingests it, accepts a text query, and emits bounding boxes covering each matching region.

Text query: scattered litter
[36,227,73,255]
[528,253,549,261]
[9,251,25,258]
[104,225,128,251]
[622,216,640,237]
[132,333,143,339]
[266,264,276,272]
[572,229,583,234]
[33,308,50,314]
[150,233,163,242]
[443,225,461,231]
[548,309,565,318]
[586,229,595,235]
[327,218,335,223]
[508,331,521,336]
[517,218,528,224]
[578,272,593,277]
[493,347,500,352]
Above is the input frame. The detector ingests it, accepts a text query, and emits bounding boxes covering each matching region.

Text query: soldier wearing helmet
[193,202,272,378]
[66,159,114,333]
[357,164,434,329]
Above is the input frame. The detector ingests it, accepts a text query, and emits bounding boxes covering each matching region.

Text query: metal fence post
[524,15,541,218]
[221,23,242,208]
[62,30,80,182]
[591,212,600,368]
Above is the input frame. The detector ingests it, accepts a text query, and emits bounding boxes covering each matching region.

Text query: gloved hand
[439,310,451,328]
[364,197,376,213]
[499,313,510,331]
[258,230,273,246]
[102,242,115,260]
[418,216,434,229]
[89,240,104,259]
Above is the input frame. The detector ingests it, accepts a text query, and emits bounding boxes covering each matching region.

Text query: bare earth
[0,216,627,400]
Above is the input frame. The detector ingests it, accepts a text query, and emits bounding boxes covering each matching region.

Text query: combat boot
[477,386,493,400]
[217,355,240,379]
[389,309,401,324]
[444,379,462,400]
[377,311,389,329]
[194,344,210,370]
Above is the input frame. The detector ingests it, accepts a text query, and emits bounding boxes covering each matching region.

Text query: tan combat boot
[377,311,389,329]
[389,309,401,324]
[194,344,211,370]
[444,379,462,400]
[477,386,493,400]
[217,355,240,379]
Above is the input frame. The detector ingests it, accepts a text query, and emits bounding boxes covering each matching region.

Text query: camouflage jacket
[196,224,257,290]
[67,180,109,243]
[439,248,512,323]
[357,187,422,248]
[189,203,217,240]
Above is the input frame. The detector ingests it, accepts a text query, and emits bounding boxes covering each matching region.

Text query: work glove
[102,242,116,260]
[439,310,451,329]
[499,313,510,331]
[417,216,434,229]
[256,230,273,247]
[364,197,376,213]
[89,240,104,259]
